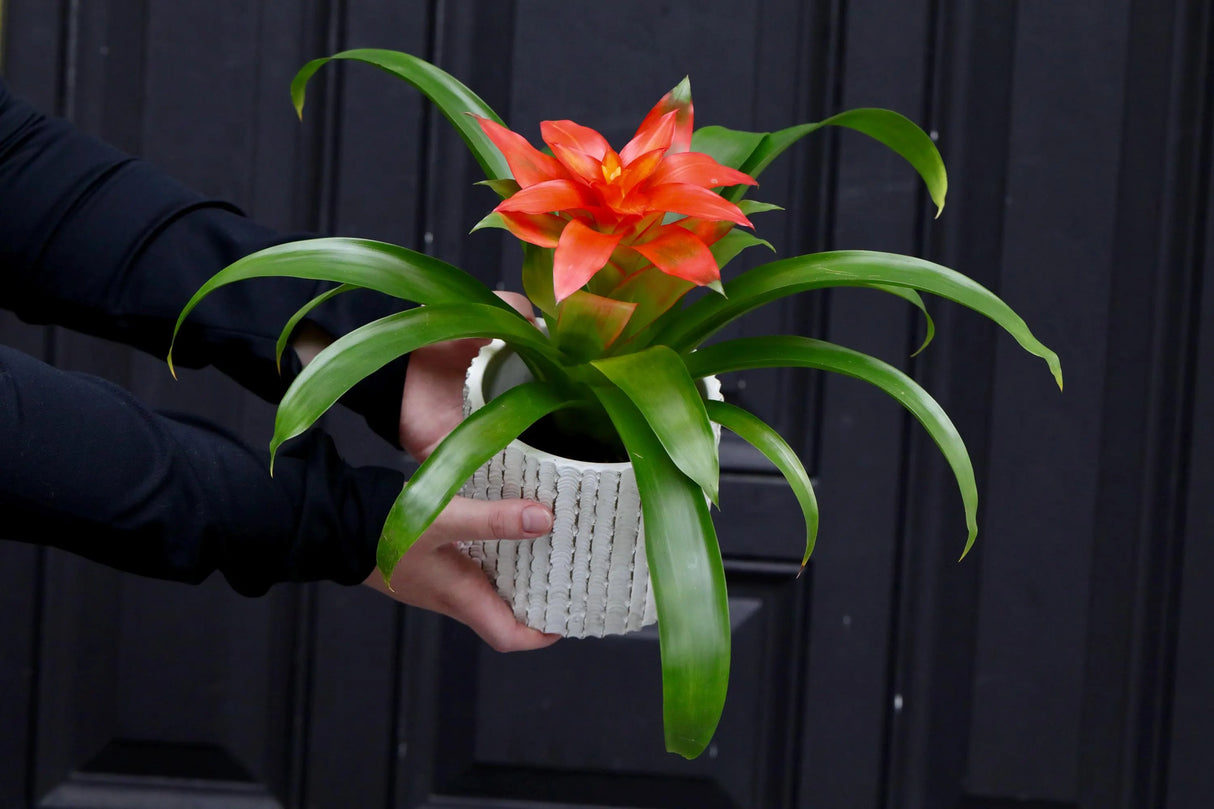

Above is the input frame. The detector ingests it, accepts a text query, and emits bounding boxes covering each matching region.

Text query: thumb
[420,496,553,547]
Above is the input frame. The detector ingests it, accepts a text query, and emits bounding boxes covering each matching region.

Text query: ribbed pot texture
[460,339,720,638]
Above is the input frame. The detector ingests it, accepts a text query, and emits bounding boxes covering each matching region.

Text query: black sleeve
[0,77,408,446]
[0,344,402,595]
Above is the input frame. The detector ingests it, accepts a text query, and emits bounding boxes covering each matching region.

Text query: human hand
[398,291,535,462]
[362,495,560,652]
[385,291,550,651]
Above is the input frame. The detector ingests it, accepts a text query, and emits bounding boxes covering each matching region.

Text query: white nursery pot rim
[463,339,633,472]
[464,337,723,466]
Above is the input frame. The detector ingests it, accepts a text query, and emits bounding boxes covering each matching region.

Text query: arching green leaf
[592,346,719,504]
[658,250,1062,391]
[687,335,979,559]
[709,229,775,271]
[169,237,514,376]
[377,381,575,580]
[860,284,936,356]
[594,386,729,759]
[275,284,354,373]
[705,400,818,569]
[271,304,560,464]
[291,48,510,181]
[693,109,945,214]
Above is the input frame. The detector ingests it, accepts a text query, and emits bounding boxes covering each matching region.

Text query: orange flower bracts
[475,81,756,303]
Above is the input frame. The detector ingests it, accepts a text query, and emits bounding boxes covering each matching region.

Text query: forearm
[0,344,402,595]
[0,78,408,444]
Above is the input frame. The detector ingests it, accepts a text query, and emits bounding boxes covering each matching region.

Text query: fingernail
[522,505,552,535]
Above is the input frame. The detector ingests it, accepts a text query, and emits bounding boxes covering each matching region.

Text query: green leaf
[592,346,720,504]
[271,303,560,464]
[593,386,729,759]
[553,290,637,361]
[291,49,511,181]
[690,125,766,172]
[814,108,947,217]
[657,250,1063,391]
[377,381,575,580]
[521,243,557,321]
[709,229,775,271]
[696,109,946,215]
[728,122,818,198]
[275,284,353,373]
[860,284,936,356]
[705,400,819,569]
[168,237,514,375]
[686,335,979,558]
[609,266,695,347]
[476,178,521,199]
[470,211,509,234]
[738,200,784,216]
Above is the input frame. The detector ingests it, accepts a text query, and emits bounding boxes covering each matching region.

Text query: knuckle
[487,506,517,539]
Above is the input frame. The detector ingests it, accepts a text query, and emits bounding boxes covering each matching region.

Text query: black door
[2,1,1211,807]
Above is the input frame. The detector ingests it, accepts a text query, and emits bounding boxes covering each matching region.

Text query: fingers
[494,290,536,322]
[364,497,560,652]
[420,496,552,547]
[398,289,539,460]
[435,548,560,652]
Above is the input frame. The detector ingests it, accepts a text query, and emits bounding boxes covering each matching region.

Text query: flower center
[601,151,623,184]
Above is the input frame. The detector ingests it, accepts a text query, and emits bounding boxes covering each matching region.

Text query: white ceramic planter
[460,339,721,638]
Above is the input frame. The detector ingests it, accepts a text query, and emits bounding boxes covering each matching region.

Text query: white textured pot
[460,339,721,639]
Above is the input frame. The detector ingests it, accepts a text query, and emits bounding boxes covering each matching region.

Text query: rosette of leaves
[170,49,1062,760]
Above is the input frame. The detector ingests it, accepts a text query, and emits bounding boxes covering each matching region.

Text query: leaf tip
[268,440,281,477]
[957,528,977,562]
[376,541,401,590]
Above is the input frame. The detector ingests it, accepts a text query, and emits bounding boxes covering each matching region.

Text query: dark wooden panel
[799,0,935,806]
[426,0,517,288]
[311,0,435,469]
[3,5,68,807]
[31,553,121,799]
[1167,94,1214,808]
[329,0,429,243]
[1076,0,1210,806]
[138,2,282,206]
[1,0,65,110]
[959,799,1076,809]
[0,542,38,809]
[408,563,805,809]
[881,1,1019,806]
[39,778,279,809]
[714,473,816,562]
[298,0,430,795]
[32,557,303,804]
[304,583,400,809]
[1104,1,1214,807]
[964,0,1130,801]
[16,3,327,806]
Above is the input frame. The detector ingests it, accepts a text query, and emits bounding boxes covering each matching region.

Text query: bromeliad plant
[170,49,1062,759]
